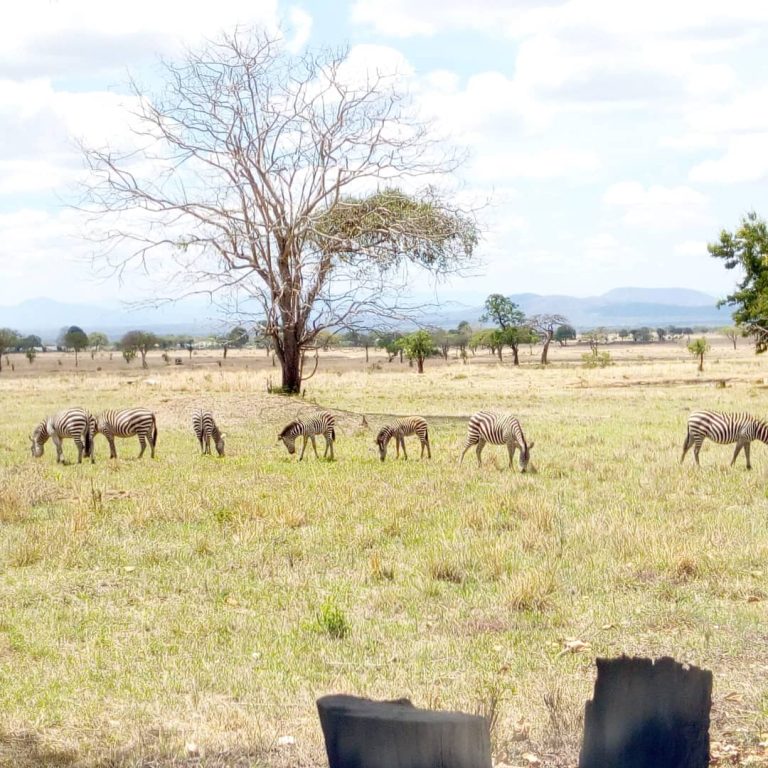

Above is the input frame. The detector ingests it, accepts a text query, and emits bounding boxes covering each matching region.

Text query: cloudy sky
[1,0,766,309]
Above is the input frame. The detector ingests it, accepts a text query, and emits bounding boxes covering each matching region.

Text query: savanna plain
[1,338,767,767]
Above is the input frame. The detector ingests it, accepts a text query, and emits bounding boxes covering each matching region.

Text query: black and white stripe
[459,411,534,471]
[375,416,431,461]
[94,408,157,459]
[278,411,336,460]
[192,409,225,456]
[30,407,93,464]
[682,410,768,469]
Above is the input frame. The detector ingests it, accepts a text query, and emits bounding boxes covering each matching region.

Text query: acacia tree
[88,331,109,359]
[709,212,768,352]
[81,31,477,393]
[120,330,160,369]
[720,326,740,349]
[528,314,568,365]
[480,294,527,365]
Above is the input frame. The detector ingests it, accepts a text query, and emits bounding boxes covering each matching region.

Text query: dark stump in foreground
[317,694,491,768]
[579,655,712,768]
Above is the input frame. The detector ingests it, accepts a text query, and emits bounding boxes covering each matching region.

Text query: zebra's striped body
[94,408,157,459]
[192,409,225,456]
[459,411,534,472]
[375,416,431,461]
[278,412,336,461]
[30,407,93,464]
[682,410,768,469]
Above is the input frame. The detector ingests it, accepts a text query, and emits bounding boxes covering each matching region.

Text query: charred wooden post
[317,694,492,768]
[579,656,712,768]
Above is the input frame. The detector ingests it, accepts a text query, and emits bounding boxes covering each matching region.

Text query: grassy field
[1,338,767,767]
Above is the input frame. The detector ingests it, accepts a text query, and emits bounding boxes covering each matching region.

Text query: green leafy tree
[480,294,527,364]
[227,326,249,348]
[709,212,768,352]
[122,347,137,365]
[399,330,437,373]
[688,337,710,372]
[554,324,576,346]
[120,330,160,369]
[25,348,36,364]
[19,334,42,350]
[81,31,478,394]
[0,328,19,372]
[62,326,88,367]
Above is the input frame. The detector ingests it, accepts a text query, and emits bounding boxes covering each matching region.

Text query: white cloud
[285,7,313,53]
[603,182,710,229]
[689,133,768,184]
[471,147,599,181]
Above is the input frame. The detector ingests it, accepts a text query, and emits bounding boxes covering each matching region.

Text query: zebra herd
[28,405,768,470]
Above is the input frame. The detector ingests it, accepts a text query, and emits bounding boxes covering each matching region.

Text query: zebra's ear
[528,440,535,450]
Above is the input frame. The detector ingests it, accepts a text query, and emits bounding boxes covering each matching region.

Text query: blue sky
[1,0,766,308]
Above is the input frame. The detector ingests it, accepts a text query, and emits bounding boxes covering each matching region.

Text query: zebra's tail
[330,427,336,442]
[151,414,158,447]
[84,424,92,458]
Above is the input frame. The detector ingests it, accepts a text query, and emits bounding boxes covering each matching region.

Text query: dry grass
[1,337,767,767]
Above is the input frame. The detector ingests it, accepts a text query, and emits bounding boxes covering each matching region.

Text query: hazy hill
[0,287,729,339]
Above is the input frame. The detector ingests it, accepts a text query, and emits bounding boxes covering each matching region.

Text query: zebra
[30,407,93,464]
[681,410,768,469]
[375,416,431,462]
[459,411,534,472]
[192,409,225,456]
[93,408,157,459]
[278,411,336,461]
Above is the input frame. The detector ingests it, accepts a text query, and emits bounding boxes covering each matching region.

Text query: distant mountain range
[0,288,730,341]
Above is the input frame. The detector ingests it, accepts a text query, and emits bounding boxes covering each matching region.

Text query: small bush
[316,597,350,639]
[581,351,613,368]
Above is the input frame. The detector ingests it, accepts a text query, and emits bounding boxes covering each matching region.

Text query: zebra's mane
[278,421,301,438]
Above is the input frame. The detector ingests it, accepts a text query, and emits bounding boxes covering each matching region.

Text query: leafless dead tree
[80,29,478,392]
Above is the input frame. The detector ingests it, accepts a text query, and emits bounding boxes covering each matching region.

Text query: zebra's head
[30,424,46,457]
[277,423,298,455]
[375,429,390,461]
[215,433,226,457]
[519,440,535,472]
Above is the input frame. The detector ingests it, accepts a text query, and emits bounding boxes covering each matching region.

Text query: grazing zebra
[459,411,534,472]
[192,409,225,456]
[30,407,93,464]
[93,408,157,459]
[278,411,336,461]
[682,410,768,469]
[375,416,431,461]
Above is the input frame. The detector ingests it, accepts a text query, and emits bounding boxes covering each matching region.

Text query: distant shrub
[581,351,613,369]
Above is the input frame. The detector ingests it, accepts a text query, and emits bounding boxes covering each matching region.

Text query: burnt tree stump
[317,694,491,768]
[579,656,712,768]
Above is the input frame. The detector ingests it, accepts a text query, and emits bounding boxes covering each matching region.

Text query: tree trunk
[698,354,704,373]
[731,337,737,350]
[223,345,228,359]
[541,332,553,364]
[75,349,79,367]
[512,345,519,366]
[365,345,369,363]
[277,329,303,393]
[417,356,424,373]
[496,346,503,362]
[141,350,148,369]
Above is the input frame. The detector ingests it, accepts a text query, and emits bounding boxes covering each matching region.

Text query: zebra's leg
[400,436,408,461]
[150,431,156,459]
[681,431,693,463]
[692,438,703,466]
[138,435,146,458]
[327,433,335,460]
[459,439,475,465]
[52,433,64,463]
[298,435,309,461]
[507,441,517,468]
[108,435,117,459]
[75,437,84,464]
[475,439,486,466]
[424,435,431,459]
[310,435,320,459]
[745,441,752,470]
